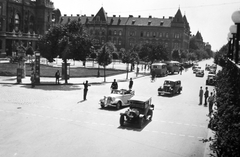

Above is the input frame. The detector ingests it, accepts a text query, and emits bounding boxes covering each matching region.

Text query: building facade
[60,7,191,53]
[0,0,58,57]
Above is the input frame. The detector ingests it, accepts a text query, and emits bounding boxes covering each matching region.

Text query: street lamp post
[232,10,240,64]
[229,25,237,61]
[227,32,233,59]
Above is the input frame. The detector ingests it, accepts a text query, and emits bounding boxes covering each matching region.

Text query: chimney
[113,15,116,17]
[64,14,67,16]
[169,16,173,19]
[163,16,165,19]
[149,15,152,18]
[77,14,80,17]
[129,15,133,18]
[138,15,141,18]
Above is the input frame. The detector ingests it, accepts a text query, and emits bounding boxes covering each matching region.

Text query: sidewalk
[0,71,149,85]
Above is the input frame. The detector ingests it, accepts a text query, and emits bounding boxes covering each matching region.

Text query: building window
[146,32,149,37]
[118,39,122,45]
[0,18,2,31]
[140,31,143,37]
[14,14,20,32]
[153,32,156,37]
[96,16,100,22]
[102,30,105,35]
[159,33,162,38]
[166,33,168,38]
[119,30,122,36]
[114,30,117,35]
[0,3,2,15]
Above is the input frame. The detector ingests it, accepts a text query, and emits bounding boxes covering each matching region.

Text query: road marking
[179,134,185,137]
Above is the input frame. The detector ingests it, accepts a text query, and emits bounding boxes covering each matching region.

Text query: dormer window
[160,21,164,26]
[148,21,151,25]
[96,16,100,22]
[132,20,135,25]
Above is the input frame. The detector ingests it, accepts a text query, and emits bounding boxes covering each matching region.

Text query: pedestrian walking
[204,87,209,107]
[151,70,156,82]
[179,66,184,75]
[55,70,60,84]
[199,86,203,105]
[208,92,214,116]
[136,67,139,77]
[30,72,35,88]
[111,79,118,93]
[83,80,91,100]
[129,78,133,90]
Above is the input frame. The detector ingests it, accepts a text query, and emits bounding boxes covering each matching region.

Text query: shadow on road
[117,120,152,132]
[98,105,129,112]
[19,84,82,91]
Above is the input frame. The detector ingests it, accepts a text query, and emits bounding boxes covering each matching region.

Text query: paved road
[0,59,216,157]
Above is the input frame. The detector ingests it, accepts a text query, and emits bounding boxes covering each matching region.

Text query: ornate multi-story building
[60,7,191,53]
[0,0,59,57]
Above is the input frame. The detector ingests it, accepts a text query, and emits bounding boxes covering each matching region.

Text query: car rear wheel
[116,101,121,110]
[120,115,125,126]
[149,110,153,121]
[138,117,144,128]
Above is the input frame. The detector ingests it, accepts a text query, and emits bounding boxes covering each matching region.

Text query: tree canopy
[38,20,92,62]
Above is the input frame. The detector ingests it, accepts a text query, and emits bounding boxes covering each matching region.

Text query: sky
[53,0,240,51]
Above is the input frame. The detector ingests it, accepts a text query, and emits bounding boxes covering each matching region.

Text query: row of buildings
[0,0,211,57]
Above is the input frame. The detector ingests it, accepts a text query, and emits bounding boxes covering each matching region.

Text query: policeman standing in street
[199,86,203,105]
[83,80,91,101]
[30,72,35,88]
[204,87,209,107]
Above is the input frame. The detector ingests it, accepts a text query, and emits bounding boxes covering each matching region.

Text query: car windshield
[164,81,174,86]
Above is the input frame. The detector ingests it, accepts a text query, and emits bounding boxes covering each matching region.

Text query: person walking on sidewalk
[129,78,133,90]
[111,79,118,93]
[83,80,91,100]
[208,92,214,116]
[30,72,35,88]
[199,86,203,105]
[204,87,209,107]
[55,70,60,84]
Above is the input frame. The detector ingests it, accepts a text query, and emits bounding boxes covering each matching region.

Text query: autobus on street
[151,63,167,77]
[164,61,180,74]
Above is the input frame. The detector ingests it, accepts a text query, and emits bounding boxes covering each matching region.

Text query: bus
[151,63,167,77]
[164,61,180,74]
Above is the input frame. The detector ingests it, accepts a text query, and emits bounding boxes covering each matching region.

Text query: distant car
[206,74,216,86]
[193,66,201,73]
[119,96,154,128]
[158,79,182,96]
[196,70,204,77]
[100,89,135,109]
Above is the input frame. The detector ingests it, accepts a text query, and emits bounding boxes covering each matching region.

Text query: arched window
[29,15,34,33]
[14,14,20,32]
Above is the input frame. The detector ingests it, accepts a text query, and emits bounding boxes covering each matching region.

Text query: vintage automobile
[158,79,182,96]
[193,66,201,73]
[196,70,204,77]
[100,89,135,109]
[206,74,216,85]
[119,96,154,128]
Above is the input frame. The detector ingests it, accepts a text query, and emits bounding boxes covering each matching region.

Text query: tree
[172,49,180,61]
[97,42,116,82]
[205,60,240,157]
[138,43,169,64]
[121,47,139,79]
[38,20,93,83]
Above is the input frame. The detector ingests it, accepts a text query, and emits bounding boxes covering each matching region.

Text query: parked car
[196,70,204,77]
[119,96,154,128]
[206,74,216,85]
[100,89,135,109]
[193,66,201,73]
[158,79,182,96]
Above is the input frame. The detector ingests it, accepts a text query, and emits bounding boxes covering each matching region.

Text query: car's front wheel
[116,101,121,110]
[120,115,125,126]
